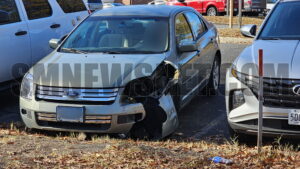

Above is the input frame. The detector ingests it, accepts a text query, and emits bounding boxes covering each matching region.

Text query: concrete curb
[220,37,253,44]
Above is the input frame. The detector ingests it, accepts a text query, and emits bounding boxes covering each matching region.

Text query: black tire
[207,6,218,16]
[204,57,220,96]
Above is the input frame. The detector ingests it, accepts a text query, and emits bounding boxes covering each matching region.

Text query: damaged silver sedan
[20,5,221,139]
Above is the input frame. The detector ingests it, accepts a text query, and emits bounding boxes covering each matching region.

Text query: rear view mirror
[241,24,257,38]
[49,39,61,49]
[178,41,198,52]
[0,10,10,24]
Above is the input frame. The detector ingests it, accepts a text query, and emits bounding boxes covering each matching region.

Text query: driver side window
[175,13,193,44]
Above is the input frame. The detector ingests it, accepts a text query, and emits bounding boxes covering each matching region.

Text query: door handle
[15,31,27,36]
[50,24,61,29]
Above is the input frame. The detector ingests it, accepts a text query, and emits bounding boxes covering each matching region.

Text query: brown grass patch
[218,28,245,38]
[204,16,264,26]
[0,128,299,168]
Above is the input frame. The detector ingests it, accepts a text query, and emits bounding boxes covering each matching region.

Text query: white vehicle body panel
[0,0,88,84]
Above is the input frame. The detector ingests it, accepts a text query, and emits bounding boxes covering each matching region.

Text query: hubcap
[213,61,220,90]
[208,8,216,16]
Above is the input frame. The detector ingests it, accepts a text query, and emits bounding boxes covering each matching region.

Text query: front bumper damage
[20,88,179,138]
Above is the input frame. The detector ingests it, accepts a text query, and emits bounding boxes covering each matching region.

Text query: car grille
[242,77,300,109]
[36,112,112,124]
[36,85,119,103]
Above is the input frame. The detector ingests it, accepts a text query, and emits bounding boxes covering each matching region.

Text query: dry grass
[204,16,264,26]
[218,28,245,39]
[0,125,300,168]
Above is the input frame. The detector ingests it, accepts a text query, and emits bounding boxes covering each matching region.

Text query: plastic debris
[209,156,233,164]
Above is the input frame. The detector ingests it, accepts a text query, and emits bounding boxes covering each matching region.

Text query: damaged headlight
[20,73,34,100]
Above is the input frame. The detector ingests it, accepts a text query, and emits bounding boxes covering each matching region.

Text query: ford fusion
[20,5,221,139]
[226,0,300,138]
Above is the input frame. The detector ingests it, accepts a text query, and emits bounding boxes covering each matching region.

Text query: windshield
[259,2,300,40]
[60,16,169,54]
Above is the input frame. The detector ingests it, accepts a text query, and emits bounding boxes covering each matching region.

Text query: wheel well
[207,5,217,13]
[215,50,221,63]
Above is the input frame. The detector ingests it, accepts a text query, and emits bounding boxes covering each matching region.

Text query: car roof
[92,5,188,17]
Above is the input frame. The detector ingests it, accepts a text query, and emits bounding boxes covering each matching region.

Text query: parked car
[167,0,228,16]
[148,0,167,5]
[86,0,103,11]
[103,3,124,9]
[20,5,221,139]
[226,0,300,138]
[167,0,266,16]
[0,0,88,90]
[243,0,266,15]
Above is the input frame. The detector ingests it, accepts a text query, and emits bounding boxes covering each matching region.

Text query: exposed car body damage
[123,62,179,139]
[20,5,221,139]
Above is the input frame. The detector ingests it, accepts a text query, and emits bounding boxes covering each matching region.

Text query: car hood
[31,52,166,88]
[235,40,300,78]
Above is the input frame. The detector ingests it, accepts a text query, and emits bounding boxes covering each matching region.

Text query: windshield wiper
[60,48,88,54]
[100,51,123,54]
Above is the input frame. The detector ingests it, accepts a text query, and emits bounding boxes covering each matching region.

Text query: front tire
[205,58,220,96]
[207,6,218,16]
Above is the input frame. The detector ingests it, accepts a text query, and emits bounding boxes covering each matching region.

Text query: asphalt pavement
[0,43,249,140]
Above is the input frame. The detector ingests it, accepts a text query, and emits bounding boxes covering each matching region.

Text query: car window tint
[22,0,52,20]
[175,13,193,43]
[184,12,206,39]
[0,0,21,25]
[57,0,87,13]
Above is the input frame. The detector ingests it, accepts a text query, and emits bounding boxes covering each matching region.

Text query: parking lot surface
[0,43,248,140]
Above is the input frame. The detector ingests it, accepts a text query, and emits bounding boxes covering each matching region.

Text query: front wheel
[207,6,218,16]
[205,58,220,96]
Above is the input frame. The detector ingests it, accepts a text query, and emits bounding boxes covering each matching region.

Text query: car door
[186,0,203,13]
[20,0,64,64]
[175,13,199,102]
[184,11,212,86]
[0,0,31,83]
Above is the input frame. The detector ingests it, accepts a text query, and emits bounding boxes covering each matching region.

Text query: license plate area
[56,106,84,123]
[288,110,300,126]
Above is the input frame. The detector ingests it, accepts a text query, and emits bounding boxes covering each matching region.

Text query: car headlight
[20,73,34,100]
[231,66,259,98]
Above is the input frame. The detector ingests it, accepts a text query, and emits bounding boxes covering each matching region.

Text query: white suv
[0,0,88,89]
[226,0,300,138]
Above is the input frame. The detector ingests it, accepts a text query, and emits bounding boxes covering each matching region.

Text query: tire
[207,6,218,16]
[204,57,220,96]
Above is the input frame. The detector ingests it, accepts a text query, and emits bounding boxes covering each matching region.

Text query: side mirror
[0,10,10,24]
[178,0,186,2]
[178,41,198,52]
[241,24,257,38]
[49,39,61,49]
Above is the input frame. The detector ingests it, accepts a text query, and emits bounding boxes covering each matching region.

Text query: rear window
[57,0,87,13]
[88,0,102,3]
